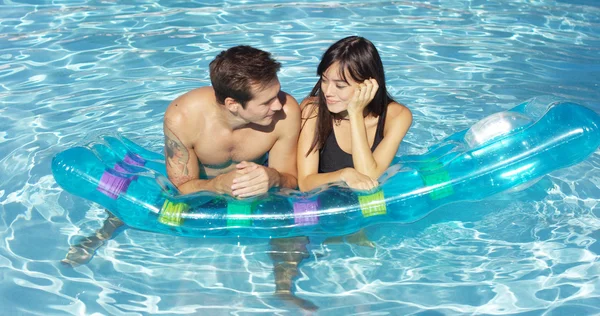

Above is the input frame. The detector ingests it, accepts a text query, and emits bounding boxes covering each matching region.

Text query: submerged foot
[62,211,124,267]
[275,291,318,311]
[61,236,105,267]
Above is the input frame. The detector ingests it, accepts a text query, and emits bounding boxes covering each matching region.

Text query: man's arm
[265,93,301,189]
[164,106,232,195]
[231,93,301,197]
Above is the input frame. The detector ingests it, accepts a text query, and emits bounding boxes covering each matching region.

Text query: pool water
[1,0,599,314]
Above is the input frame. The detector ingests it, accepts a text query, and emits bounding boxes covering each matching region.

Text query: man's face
[238,79,283,126]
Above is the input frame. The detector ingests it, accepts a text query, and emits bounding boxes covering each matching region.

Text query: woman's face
[320,62,360,114]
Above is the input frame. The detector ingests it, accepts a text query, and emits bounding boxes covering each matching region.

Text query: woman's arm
[297,98,379,192]
[351,102,412,179]
[346,79,379,177]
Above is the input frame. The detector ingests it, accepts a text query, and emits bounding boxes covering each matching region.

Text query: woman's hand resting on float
[347,78,379,117]
[340,168,378,191]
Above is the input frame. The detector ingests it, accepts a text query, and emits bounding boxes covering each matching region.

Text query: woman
[298,36,412,192]
[269,36,413,311]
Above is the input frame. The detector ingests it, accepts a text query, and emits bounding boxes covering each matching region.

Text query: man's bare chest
[194,129,276,165]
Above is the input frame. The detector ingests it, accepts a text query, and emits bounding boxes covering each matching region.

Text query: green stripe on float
[158,200,188,226]
[227,200,253,227]
[358,189,387,217]
[418,160,454,200]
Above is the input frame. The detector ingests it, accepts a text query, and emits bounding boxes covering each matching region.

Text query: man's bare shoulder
[165,87,215,115]
[164,87,215,126]
[271,92,301,138]
[164,87,217,147]
[280,92,301,118]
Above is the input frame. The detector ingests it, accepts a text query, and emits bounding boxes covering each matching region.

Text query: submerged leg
[344,228,375,248]
[62,211,124,267]
[269,236,318,311]
[324,228,375,248]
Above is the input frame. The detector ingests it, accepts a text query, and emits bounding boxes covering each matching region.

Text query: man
[164,46,316,311]
[163,45,298,197]
[164,46,317,310]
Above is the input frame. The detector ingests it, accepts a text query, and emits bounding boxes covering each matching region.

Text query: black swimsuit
[318,114,385,173]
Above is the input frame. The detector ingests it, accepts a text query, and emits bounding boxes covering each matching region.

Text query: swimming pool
[1,0,599,314]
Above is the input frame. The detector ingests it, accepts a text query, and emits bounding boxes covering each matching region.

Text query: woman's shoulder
[300,96,318,109]
[386,101,412,120]
[300,96,319,119]
[384,101,413,130]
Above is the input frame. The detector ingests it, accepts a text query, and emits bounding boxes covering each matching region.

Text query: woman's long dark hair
[304,36,396,155]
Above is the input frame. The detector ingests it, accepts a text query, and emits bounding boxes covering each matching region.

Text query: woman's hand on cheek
[347,78,379,116]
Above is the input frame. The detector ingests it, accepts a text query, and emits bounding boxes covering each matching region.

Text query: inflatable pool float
[52,98,600,238]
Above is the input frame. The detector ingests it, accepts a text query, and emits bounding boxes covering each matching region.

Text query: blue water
[1,0,599,315]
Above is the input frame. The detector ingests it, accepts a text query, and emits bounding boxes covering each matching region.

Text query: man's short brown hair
[210,46,281,108]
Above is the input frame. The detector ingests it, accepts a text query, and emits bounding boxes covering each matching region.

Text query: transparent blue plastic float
[52,98,600,238]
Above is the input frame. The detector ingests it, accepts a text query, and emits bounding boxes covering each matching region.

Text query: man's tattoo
[164,126,190,176]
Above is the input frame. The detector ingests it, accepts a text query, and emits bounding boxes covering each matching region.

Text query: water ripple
[0,0,599,314]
